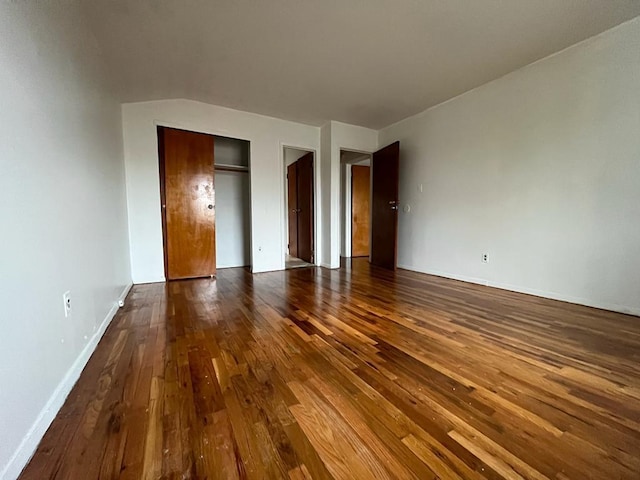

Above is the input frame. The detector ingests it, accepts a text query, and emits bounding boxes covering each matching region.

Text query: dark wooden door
[296,153,314,263]
[159,127,216,280]
[371,141,399,269]
[351,165,370,257]
[287,162,298,258]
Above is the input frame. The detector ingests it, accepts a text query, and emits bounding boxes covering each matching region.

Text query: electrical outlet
[482,253,489,264]
[63,291,71,317]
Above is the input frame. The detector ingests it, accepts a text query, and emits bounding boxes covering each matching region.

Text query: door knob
[208,204,214,209]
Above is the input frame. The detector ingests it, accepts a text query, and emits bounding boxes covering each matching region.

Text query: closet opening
[157,127,251,280]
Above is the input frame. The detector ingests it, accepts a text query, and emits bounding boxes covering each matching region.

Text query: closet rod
[215,164,249,173]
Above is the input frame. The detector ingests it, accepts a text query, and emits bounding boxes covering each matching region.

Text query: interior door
[159,127,216,280]
[296,153,314,263]
[351,165,370,257]
[287,162,299,258]
[370,141,399,269]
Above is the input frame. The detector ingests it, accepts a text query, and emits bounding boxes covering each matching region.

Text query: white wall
[341,162,351,257]
[320,124,333,267]
[214,137,251,268]
[379,17,640,315]
[122,99,320,281]
[215,135,250,167]
[215,172,251,268]
[0,3,132,479]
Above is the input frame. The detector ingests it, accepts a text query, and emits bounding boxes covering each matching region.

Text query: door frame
[286,161,299,259]
[339,149,372,260]
[281,145,319,269]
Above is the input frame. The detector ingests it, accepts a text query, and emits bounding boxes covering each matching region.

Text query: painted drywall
[215,172,251,268]
[79,1,640,129]
[215,135,250,167]
[0,3,132,479]
[323,122,378,268]
[214,137,251,268]
[320,124,333,267]
[122,99,320,281]
[341,162,351,257]
[378,17,640,315]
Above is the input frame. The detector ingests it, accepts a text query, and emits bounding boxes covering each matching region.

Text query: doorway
[284,147,315,269]
[340,143,399,269]
[351,164,370,257]
[340,150,372,260]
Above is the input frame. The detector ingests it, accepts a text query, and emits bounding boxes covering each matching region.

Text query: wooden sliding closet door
[159,127,216,280]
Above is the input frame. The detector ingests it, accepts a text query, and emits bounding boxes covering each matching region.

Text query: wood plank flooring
[20,259,640,479]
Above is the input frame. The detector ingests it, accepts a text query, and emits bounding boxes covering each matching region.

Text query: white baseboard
[132,276,164,284]
[118,283,133,306]
[486,279,640,317]
[400,265,489,287]
[397,264,639,317]
[0,282,133,480]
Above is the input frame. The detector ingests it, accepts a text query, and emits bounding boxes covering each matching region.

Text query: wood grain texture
[287,153,314,263]
[351,165,370,258]
[296,153,314,264]
[20,259,640,479]
[161,127,216,280]
[371,142,399,270]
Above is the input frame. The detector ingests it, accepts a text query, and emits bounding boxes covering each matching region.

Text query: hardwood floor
[20,259,640,479]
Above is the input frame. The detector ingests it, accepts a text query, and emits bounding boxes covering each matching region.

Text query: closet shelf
[215,163,249,173]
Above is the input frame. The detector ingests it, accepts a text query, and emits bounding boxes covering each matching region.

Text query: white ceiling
[77,0,640,129]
